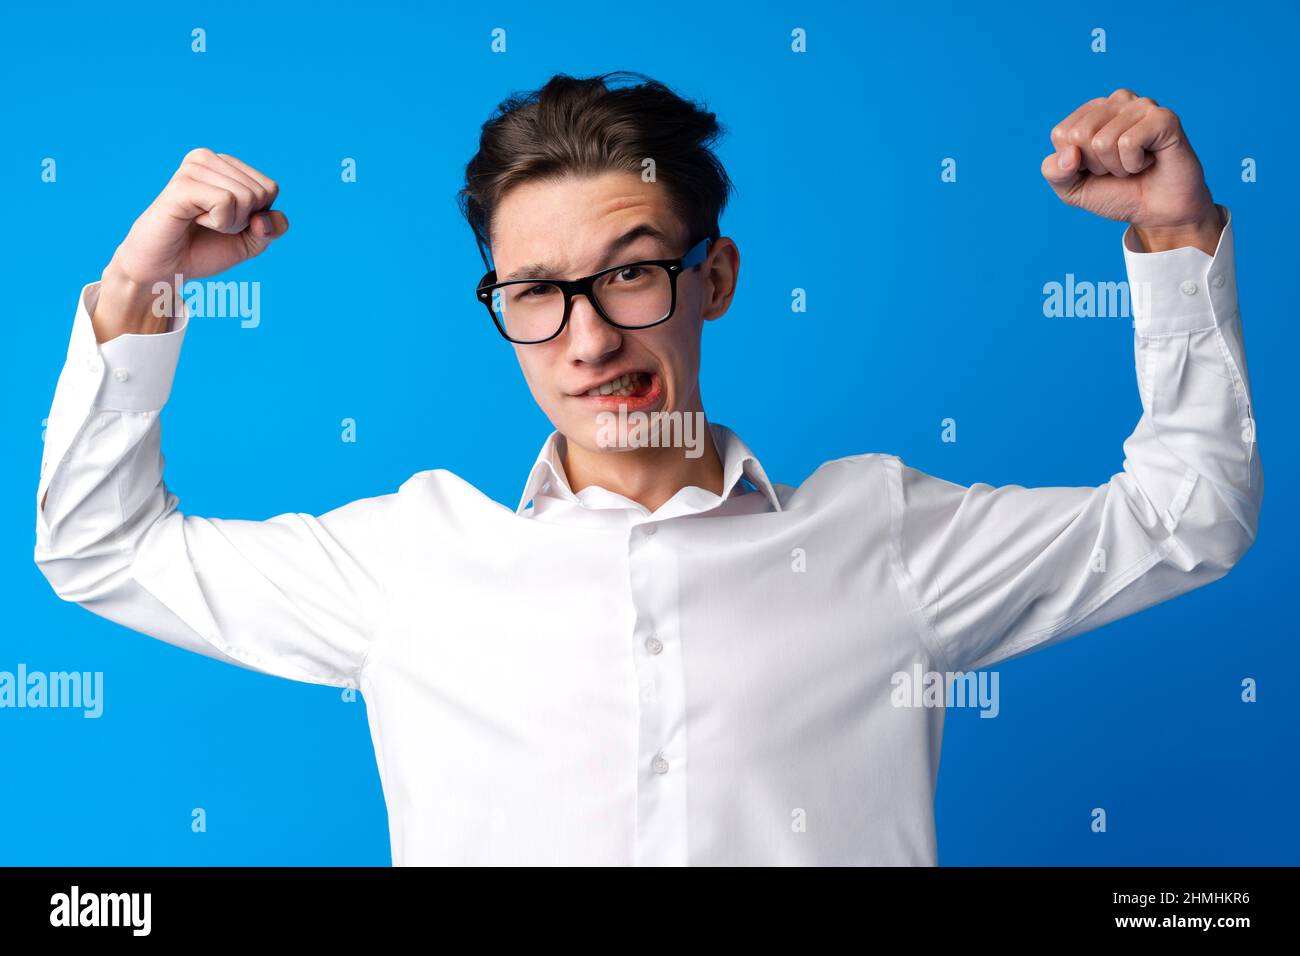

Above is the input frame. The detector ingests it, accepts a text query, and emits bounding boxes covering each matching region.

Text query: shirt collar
[515,422,782,516]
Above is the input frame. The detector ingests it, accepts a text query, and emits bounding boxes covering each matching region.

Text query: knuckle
[184,146,215,164]
[1067,126,1088,144]
[1109,87,1136,101]
[1091,135,1110,152]
[1117,134,1134,150]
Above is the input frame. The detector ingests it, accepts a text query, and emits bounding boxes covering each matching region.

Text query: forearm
[1122,204,1260,543]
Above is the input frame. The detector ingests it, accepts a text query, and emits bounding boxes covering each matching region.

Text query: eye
[613,265,646,283]
[513,283,555,301]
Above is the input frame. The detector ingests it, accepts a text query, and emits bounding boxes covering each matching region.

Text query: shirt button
[112,368,131,383]
[652,754,669,775]
[1212,273,1226,289]
[1180,280,1198,296]
[643,524,657,536]
[645,635,664,655]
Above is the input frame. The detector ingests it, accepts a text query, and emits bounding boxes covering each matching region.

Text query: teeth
[586,372,644,397]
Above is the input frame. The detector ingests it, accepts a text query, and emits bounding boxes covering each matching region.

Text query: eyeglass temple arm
[682,236,712,268]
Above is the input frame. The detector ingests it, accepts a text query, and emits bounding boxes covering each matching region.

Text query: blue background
[2,0,1295,865]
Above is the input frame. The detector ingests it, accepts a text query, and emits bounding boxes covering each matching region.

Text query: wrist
[93,258,171,343]
[1132,204,1224,255]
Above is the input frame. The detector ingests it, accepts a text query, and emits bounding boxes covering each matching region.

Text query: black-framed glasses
[474,237,713,344]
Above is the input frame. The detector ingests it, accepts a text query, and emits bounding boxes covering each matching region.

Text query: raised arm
[34,151,397,688]
[890,91,1262,674]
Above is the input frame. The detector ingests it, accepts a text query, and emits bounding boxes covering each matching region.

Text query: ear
[701,237,740,322]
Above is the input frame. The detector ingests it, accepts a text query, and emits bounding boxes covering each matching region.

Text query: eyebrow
[502,224,674,281]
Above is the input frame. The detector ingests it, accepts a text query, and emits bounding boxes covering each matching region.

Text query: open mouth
[583,370,654,399]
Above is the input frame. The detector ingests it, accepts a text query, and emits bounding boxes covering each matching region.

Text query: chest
[369,504,920,739]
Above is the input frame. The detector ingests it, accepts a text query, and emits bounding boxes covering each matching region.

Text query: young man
[34,73,1260,865]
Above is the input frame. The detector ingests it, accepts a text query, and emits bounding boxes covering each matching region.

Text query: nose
[565,293,622,364]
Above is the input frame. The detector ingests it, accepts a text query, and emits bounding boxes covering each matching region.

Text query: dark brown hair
[458,71,735,269]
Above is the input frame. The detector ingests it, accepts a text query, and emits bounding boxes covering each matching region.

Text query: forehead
[490,171,686,278]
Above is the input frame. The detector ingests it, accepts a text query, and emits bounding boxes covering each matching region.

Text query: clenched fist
[1041,90,1223,255]
[93,149,288,342]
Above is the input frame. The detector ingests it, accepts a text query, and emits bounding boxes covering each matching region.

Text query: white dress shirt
[34,209,1261,865]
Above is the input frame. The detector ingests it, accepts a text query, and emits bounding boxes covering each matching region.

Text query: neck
[562,420,725,513]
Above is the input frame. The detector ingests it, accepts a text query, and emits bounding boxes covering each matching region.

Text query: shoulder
[788,451,978,516]
[394,468,514,518]
[767,451,901,513]
[804,450,903,489]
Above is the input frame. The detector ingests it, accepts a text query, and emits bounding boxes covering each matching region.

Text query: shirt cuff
[74,281,190,411]
[1123,204,1236,335]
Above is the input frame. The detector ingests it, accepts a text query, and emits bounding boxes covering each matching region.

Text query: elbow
[34,540,128,606]
[1225,458,1264,571]
[35,477,172,605]
[1220,519,1259,575]
[34,548,92,605]
[1183,469,1262,578]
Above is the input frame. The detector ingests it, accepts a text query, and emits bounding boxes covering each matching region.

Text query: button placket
[626,516,689,865]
